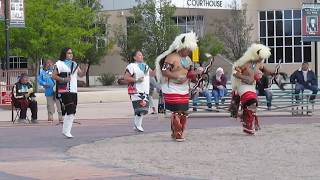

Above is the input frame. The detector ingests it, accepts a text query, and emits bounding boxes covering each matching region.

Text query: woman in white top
[124,50,153,132]
[52,47,87,138]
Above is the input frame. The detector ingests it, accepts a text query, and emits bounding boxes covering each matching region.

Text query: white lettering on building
[171,0,241,10]
[186,0,223,8]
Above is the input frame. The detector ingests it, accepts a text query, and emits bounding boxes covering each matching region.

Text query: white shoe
[62,132,73,138]
[136,126,144,132]
[62,115,74,138]
[134,115,144,132]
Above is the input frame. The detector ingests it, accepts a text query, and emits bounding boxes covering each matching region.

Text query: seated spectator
[12,73,38,123]
[290,62,318,102]
[212,67,228,106]
[256,74,272,110]
[192,66,213,111]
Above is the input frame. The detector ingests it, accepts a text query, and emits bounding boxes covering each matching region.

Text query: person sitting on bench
[212,67,228,107]
[256,74,272,110]
[192,66,213,111]
[12,73,38,123]
[290,62,318,102]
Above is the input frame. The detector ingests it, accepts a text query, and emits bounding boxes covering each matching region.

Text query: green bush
[97,73,116,86]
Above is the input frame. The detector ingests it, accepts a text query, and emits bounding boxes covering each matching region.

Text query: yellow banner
[192,47,199,62]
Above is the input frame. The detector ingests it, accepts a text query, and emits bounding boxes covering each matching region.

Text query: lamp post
[4,0,9,71]
[315,0,318,77]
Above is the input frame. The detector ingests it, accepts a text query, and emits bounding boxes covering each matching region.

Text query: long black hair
[129,49,141,63]
[59,47,72,61]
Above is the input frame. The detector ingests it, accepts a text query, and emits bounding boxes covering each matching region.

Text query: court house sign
[170,0,242,9]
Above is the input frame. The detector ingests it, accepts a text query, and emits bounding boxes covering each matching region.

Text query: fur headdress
[231,43,271,91]
[155,32,198,82]
[233,43,271,67]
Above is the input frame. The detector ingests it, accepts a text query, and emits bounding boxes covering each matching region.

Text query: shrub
[97,73,116,86]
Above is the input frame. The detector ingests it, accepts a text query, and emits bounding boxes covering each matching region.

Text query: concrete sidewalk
[1,86,319,122]
[37,86,130,105]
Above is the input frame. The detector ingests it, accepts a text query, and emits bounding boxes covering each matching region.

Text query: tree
[214,1,254,61]
[115,0,180,68]
[75,1,112,86]
[0,0,105,75]
[198,33,224,62]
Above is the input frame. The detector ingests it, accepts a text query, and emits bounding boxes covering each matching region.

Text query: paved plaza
[0,87,320,180]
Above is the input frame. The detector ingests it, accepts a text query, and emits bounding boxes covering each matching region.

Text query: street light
[4,0,9,70]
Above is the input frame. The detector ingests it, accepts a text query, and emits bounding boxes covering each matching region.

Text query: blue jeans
[295,83,318,100]
[192,89,212,108]
[257,89,272,107]
[212,88,227,105]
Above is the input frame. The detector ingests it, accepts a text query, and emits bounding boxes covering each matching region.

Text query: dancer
[155,32,198,142]
[52,48,87,138]
[230,43,272,135]
[124,50,152,132]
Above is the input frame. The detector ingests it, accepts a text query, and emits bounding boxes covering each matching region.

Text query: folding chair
[11,90,31,124]
[11,101,31,124]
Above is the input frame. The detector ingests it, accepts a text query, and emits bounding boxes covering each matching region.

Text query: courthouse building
[89,0,320,84]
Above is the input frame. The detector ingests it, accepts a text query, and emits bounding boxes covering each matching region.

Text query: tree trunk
[85,63,91,87]
[34,60,40,93]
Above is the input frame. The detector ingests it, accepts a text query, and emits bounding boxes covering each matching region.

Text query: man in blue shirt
[38,59,63,123]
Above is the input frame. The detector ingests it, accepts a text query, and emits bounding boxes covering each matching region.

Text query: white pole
[155,0,161,21]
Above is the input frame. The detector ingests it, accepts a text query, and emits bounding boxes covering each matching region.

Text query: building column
[316,42,320,80]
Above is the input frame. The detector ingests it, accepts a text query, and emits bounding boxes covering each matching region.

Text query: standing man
[38,59,63,123]
[307,17,318,33]
[155,32,198,142]
[52,48,87,138]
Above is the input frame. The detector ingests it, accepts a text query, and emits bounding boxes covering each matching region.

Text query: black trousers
[58,92,77,115]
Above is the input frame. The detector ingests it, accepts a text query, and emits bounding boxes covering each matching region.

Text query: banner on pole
[0,0,4,20]
[9,0,25,27]
[302,3,320,41]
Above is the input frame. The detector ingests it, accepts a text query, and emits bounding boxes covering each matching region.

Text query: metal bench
[189,83,320,116]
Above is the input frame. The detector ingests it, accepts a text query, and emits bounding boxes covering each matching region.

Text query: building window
[172,16,204,37]
[259,10,312,64]
[127,15,204,38]
[3,56,28,69]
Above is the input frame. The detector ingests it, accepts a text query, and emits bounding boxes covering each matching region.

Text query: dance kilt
[163,93,189,112]
[130,93,149,116]
[59,92,78,115]
[240,91,258,107]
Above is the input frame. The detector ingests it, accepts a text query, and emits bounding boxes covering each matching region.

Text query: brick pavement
[0,87,319,179]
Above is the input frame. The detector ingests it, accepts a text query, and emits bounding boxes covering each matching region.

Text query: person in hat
[12,73,38,123]
[155,32,198,142]
[212,67,228,107]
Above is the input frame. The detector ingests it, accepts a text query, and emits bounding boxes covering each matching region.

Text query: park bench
[189,83,320,116]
